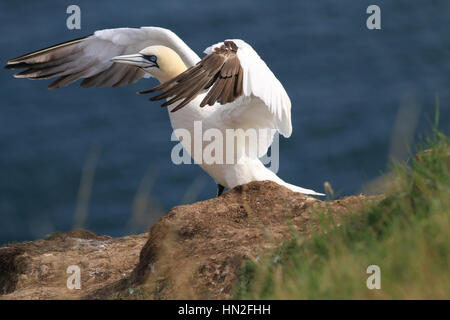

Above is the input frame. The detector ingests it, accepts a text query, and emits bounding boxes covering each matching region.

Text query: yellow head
[111,45,187,83]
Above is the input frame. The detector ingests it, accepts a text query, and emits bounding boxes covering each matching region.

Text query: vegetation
[235,126,449,299]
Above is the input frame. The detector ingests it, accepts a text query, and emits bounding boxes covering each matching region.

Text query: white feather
[204,40,292,138]
[9,27,322,196]
[45,27,202,85]
[167,39,322,195]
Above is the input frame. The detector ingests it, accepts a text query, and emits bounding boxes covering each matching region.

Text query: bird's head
[111,45,187,83]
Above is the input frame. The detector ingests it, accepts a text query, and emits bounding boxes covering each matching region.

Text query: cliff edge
[0,181,380,300]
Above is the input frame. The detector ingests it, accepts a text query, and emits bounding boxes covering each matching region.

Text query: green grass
[235,128,449,299]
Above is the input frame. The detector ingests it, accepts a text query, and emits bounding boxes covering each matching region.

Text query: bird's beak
[111,54,151,68]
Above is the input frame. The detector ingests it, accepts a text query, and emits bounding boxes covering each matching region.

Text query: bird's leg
[217,184,225,197]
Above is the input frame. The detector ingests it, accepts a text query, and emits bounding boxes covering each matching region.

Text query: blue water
[0,0,449,245]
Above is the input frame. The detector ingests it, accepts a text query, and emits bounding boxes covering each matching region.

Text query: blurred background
[0,0,448,245]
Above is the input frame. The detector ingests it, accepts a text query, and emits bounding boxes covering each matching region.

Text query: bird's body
[166,96,291,191]
[5,27,324,196]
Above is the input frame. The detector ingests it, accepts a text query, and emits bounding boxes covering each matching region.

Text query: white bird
[5,27,324,197]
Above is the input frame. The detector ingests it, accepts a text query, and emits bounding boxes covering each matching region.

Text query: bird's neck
[155,58,188,84]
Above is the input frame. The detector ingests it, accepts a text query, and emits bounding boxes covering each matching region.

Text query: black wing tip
[6,56,25,64]
[4,62,25,70]
[147,97,167,105]
[7,35,91,62]
[138,88,158,95]
[170,105,181,113]
[170,102,187,113]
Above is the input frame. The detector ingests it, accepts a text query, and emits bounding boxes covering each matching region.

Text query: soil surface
[0,181,381,300]
[0,229,146,299]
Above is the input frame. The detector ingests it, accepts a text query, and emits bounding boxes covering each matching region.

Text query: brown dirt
[0,230,146,299]
[0,181,382,300]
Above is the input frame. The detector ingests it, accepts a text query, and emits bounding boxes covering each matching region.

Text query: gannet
[5,27,324,197]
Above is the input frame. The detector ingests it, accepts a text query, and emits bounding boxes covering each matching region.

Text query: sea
[0,0,448,244]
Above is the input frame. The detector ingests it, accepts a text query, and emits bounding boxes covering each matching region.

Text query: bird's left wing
[144,39,292,138]
[5,27,200,89]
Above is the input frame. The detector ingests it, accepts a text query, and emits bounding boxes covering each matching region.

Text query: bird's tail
[254,161,325,196]
[279,181,325,196]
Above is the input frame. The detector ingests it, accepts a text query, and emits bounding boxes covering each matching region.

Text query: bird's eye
[144,55,157,63]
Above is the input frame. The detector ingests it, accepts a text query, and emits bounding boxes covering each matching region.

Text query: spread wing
[144,39,292,138]
[5,27,200,89]
[141,40,243,112]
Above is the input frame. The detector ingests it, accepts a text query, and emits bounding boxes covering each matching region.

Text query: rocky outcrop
[0,230,146,299]
[0,181,381,300]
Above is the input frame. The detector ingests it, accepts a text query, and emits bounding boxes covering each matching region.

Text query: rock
[0,230,146,299]
[0,181,380,300]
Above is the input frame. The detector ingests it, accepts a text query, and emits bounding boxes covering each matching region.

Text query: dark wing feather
[143,41,244,112]
[5,35,144,89]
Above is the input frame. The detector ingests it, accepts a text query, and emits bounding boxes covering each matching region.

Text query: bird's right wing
[5,27,200,89]
[144,39,292,138]
[145,39,292,160]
